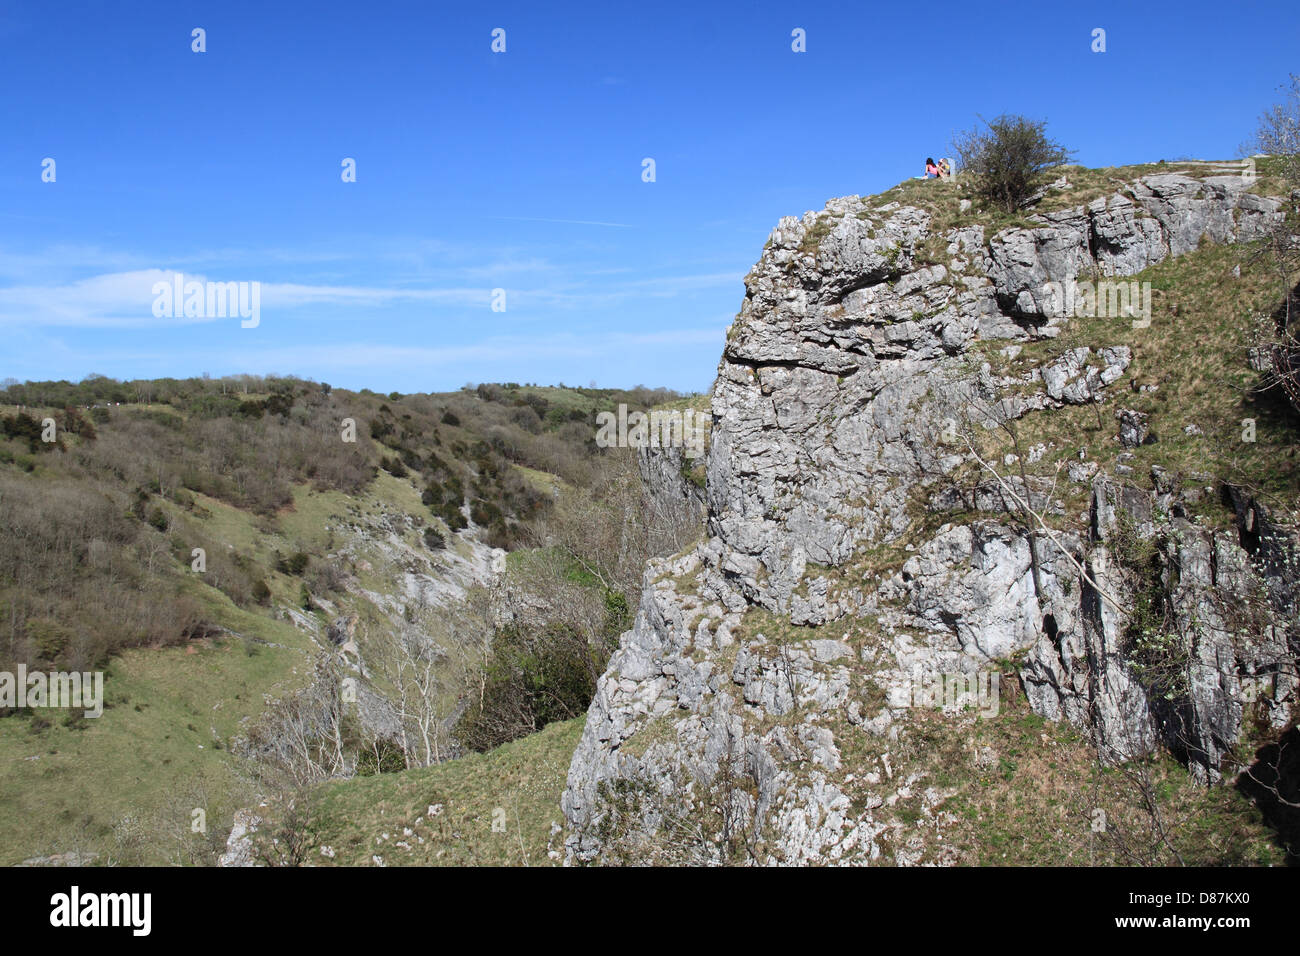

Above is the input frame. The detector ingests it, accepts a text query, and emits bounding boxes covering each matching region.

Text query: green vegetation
[0,372,699,863]
[869,696,1286,866]
[952,113,1073,213]
[0,618,316,865]
[302,717,584,866]
[954,237,1300,530]
[0,374,693,674]
[456,549,632,754]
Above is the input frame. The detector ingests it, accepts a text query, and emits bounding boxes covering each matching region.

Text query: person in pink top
[925,157,941,178]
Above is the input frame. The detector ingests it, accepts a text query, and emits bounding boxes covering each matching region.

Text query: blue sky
[1,0,1296,393]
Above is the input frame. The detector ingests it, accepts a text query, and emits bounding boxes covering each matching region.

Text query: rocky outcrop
[637,441,707,526]
[706,174,1280,606]
[217,807,264,867]
[562,170,1296,863]
[1023,475,1295,782]
[986,174,1281,322]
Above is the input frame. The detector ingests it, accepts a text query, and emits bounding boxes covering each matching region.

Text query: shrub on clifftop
[952,113,1073,213]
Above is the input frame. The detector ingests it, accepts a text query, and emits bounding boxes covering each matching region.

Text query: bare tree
[238,655,349,788]
[375,629,449,768]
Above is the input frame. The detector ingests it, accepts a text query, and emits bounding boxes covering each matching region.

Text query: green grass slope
[303,717,584,866]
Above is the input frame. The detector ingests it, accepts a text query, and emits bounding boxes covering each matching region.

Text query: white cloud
[0,264,743,328]
[0,270,180,328]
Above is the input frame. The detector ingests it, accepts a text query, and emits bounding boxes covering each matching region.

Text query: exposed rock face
[637,441,707,527]
[986,174,1281,321]
[1022,478,1297,783]
[217,808,264,867]
[562,171,1295,863]
[707,175,1279,608]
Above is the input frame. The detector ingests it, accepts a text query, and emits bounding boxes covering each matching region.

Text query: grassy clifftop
[863,156,1287,237]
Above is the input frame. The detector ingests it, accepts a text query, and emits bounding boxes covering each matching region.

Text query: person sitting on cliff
[925,157,941,179]
[937,158,952,179]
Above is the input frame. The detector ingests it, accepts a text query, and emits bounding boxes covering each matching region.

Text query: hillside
[298,717,583,867]
[0,376,695,864]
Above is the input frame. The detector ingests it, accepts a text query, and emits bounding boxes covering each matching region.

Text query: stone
[1117,408,1150,447]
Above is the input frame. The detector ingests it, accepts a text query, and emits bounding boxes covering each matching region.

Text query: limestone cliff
[562,167,1298,864]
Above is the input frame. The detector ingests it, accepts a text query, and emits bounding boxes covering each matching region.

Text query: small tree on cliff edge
[952,114,1073,213]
